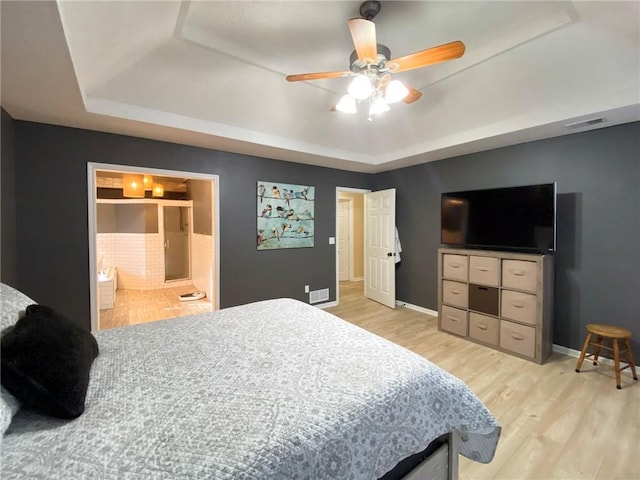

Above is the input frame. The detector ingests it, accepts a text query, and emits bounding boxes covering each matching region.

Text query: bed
[1,283,500,479]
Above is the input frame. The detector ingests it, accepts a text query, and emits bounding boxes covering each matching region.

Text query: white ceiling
[2,1,639,173]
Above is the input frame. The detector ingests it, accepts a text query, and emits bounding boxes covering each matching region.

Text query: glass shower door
[164,206,191,281]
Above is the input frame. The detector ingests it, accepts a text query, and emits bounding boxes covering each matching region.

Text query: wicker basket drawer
[469,256,500,286]
[469,312,500,346]
[441,305,468,337]
[442,254,468,281]
[502,260,538,293]
[501,290,537,325]
[442,280,468,309]
[500,320,536,358]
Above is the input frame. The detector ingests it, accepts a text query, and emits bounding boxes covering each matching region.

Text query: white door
[338,199,351,281]
[364,189,396,308]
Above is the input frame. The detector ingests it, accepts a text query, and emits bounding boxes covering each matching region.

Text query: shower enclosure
[163,205,191,282]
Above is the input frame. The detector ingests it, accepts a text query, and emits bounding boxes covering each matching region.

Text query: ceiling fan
[286,1,465,119]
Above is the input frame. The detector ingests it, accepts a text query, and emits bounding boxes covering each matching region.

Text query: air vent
[309,288,329,304]
[564,117,607,130]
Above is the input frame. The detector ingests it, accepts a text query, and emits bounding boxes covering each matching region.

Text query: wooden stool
[575,324,637,389]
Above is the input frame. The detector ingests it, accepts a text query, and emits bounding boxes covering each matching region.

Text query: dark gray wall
[13,121,370,330]
[1,108,18,286]
[375,122,640,354]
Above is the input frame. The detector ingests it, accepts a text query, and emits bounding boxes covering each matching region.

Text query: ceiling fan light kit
[286,1,465,120]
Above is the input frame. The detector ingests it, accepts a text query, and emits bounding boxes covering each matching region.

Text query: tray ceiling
[1,1,638,173]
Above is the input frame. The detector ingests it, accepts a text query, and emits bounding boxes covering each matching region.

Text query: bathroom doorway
[87,163,220,332]
[164,205,191,281]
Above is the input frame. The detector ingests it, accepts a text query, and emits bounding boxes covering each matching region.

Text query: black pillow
[1,305,99,419]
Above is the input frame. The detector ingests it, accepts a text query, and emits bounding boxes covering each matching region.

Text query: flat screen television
[441,183,556,252]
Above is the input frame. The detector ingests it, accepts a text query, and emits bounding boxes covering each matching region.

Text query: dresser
[437,248,554,364]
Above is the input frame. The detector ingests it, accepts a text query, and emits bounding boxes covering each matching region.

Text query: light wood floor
[99,285,213,330]
[327,281,640,480]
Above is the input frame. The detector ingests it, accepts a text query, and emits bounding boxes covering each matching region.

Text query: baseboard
[350,276,364,282]
[314,300,338,309]
[553,343,639,373]
[396,300,438,317]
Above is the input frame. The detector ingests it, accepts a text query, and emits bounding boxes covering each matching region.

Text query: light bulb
[369,95,390,116]
[348,74,373,100]
[335,95,357,114]
[385,80,410,104]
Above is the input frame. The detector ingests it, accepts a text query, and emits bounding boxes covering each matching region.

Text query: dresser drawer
[501,290,537,325]
[442,254,468,281]
[469,256,500,286]
[442,280,468,309]
[500,321,536,358]
[502,260,538,293]
[440,305,468,337]
[469,284,499,316]
[469,312,499,346]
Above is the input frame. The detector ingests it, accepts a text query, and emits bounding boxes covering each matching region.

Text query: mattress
[2,296,500,479]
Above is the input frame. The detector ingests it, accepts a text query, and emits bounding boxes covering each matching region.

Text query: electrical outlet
[304,285,310,294]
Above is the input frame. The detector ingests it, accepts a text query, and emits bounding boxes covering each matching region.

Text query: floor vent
[309,288,329,304]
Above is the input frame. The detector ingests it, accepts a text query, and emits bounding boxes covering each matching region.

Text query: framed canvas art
[257,181,314,250]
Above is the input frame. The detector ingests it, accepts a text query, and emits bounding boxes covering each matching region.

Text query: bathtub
[98,267,117,310]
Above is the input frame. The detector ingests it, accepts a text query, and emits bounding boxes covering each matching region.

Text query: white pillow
[1,282,37,434]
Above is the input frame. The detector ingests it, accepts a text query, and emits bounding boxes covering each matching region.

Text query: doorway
[336,187,369,305]
[87,163,220,332]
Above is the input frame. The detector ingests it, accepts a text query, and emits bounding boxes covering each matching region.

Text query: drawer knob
[477,266,490,272]
[450,263,460,268]
[511,333,525,341]
[477,324,488,331]
[451,289,459,294]
[447,316,459,322]
[512,270,525,276]
[511,301,525,308]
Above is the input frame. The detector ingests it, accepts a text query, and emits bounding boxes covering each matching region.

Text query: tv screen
[441,183,556,252]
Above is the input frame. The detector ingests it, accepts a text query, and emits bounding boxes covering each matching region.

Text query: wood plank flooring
[327,281,640,480]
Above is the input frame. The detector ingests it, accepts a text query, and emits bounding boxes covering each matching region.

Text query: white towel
[395,227,402,264]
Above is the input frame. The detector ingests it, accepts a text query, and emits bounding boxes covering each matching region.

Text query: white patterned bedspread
[2,298,500,479]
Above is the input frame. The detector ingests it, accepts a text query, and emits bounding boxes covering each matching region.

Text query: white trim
[314,300,338,309]
[87,162,220,332]
[351,276,364,282]
[337,197,354,282]
[553,343,639,374]
[396,300,439,317]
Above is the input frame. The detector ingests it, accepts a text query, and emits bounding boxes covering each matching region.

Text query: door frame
[87,162,220,331]
[335,187,370,306]
[337,197,354,282]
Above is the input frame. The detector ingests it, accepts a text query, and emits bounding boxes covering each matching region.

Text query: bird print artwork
[257,181,314,250]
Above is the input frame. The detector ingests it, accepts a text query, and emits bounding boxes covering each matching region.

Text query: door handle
[387,252,396,257]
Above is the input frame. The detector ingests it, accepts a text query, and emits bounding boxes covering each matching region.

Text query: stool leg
[613,339,621,389]
[624,339,637,381]
[593,335,603,365]
[576,333,592,373]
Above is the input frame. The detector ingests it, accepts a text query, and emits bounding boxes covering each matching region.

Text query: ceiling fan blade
[403,86,423,104]
[348,18,378,62]
[286,71,353,82]
[388,41,465,73]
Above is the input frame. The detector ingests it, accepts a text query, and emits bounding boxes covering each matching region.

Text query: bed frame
[383,431,459,480]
